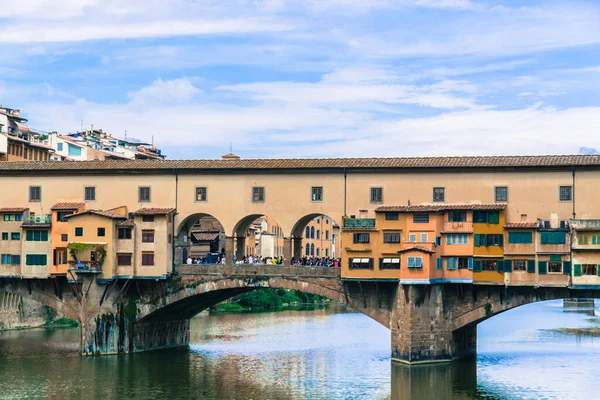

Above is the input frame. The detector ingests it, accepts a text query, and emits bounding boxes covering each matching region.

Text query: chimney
[221,152,240,160]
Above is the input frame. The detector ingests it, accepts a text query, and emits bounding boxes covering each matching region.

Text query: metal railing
[69,261,102,271]
[443,221,474,232]
[24,214,51,224]
[175,264,341,278]
[343,218,376,229]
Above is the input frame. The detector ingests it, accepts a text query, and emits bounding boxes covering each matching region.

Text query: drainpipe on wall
[172,170,179,275]
[343,167,347,217]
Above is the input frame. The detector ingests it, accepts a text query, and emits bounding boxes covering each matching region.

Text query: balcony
[21,214,51,228]
[68,261,103,273]
[443,221,473,233]
[343,218,375,229]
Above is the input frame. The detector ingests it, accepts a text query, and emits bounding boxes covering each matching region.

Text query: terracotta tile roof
[51,202,85,210]
[0,207,29,212]
[191,232,220,241]
[375,204,506,212]
[118,219,135,227]
[133,208,175,215]
[397,246,436,254]
[1,155,600,173]
[66,210,126,220]
[504,222,538,229]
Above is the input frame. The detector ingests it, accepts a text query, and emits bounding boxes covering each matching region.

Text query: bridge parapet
[175,264,341,278]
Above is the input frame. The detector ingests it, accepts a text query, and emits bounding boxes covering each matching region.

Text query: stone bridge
[2,266,600,364]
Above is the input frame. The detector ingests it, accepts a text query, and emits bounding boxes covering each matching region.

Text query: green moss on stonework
[485,303,493,317]
[124,297,138,321]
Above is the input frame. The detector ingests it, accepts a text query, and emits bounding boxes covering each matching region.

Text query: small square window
[85,186,96,201]
[433,187,445,202]
[11,232,20,240]
[97,227,105,237]
[311,186,323,202]
[142,252,154,266]
[75,227,83,237]
[370,187,383,203]
[29,186,41,202]
[421,233,428,243]
[118,228,132,240]
[1,232,7,240]
[117,254,132,266]
[495,186,508,202]
[142,215,155,223]
[559,185,572,202]
[139,186,151,202]
[142,230,155,243]
[61,234,68,242]
[385,212,399,221]
[195,187,207,202]
[252,187,265,202]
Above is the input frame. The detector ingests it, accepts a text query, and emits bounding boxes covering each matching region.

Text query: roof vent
[221,152,240,160]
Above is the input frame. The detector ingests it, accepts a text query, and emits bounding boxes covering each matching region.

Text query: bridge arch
[290,213,342,260]
[175,213,228,264]
[0,284,79,321]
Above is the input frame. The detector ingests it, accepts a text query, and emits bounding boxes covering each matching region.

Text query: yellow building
[303,215,339,258]
[472,206,506,284]
[570,220,600,288]
[50,202,85,276]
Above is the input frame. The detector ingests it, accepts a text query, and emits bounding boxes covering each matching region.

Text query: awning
[191,232,219,241]
[14,121,29,132]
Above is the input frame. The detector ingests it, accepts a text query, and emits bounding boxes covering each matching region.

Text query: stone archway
[175,213,228,265]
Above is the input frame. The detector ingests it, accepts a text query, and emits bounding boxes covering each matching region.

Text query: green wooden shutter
[597,265,600,277]
[488,211,500,224]
[473,260,482,272]
[505,260,512,273]
[498,234,504,247]
[541,232,551,244]
[436,258,442,270]
[497,260,505,272]
[574,264,582,277]
[474,234,480,247]
[555,232,566,245]
[41,230,48,241]
[468,257,473,270]
[538,261,548,275]
[563,261,571,275]
[26,230,33,241]
[379,258,383,270]
[527,259,536,273]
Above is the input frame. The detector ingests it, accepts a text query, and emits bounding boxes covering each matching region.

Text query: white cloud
[127,78,202,106]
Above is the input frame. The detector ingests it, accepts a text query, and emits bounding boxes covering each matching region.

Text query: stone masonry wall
[0,293,47,331]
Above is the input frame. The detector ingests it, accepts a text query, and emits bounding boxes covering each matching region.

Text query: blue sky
[0,0,599,159]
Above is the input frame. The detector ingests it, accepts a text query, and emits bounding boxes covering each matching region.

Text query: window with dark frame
[548,261,562,273]
[311,186,323,201]
[582,264,598,276]
[432,187,445,202]
[513,260,527,271]
[142,215,154,223]
[29,186,41,202]
[383,232,400,243]
[75,227,83,237]
[117,254,132,266]
[413,214,429,223]
[559,185,572,201]
[482,260,498,271]
[380,258,400,269]
[61,234,68,242]
[349,258,372,269]
[385,212,399,220]
[141,252,154,266]
[370,187,383,203]
[85,186,96,201]
[118,228,132,240]
[448,211,467,222]
[195,187,207,202]
[139,186,151,202]
[252,187,265,202]
[142,230,155,243]
[11,232,19,240]
[97,227,105,237]
[495,186,508,202]
[57,211,73,222]
[353,233,370,243]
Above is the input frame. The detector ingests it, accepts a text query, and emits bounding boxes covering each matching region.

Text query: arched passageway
[231,214,286,264]
[175,213,227,265]
[290,214,342,266]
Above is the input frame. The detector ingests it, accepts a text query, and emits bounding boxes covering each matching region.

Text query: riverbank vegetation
[212,289,329,312]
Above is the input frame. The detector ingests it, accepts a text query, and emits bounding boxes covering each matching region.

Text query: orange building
[50,202,85,275]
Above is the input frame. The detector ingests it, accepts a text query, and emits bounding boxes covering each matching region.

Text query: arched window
[310,243,315,256]
[305,243,310,255]
[310,226,315,239]
[305,226,310,238]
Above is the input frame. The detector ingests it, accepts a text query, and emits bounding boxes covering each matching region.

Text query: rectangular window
[1,255,10,265]
[508,232,533,244]
[97,227,105,237]
[10,232,20,240]
[446,257,457,270]
[142,215,155,223]
[3,214,13,221]
[413,214,429,224]
[29,186,41,202]
[513,260,527,271]
[25,254,47,266]
[353,233,370,244]
[311,186,323,201]
[559,185,572,201]
[325,230,329,240]
[548,261,563,273]
[432,187,445,202]
[380,258,400,270]
[325,249,329,257]
[350,258,372,269]
[118,228,132,240]
[317,230,321,239]
[495,186,508,202]
[582,264,598,276]
[57,211,74,222]
[540,231,566,245]
[448,211,466,222]
[141,252,154,266]
[316,248,320,256]
[252,187,265,202]
[370,187,383,203]
[61,234,68,242]
[592,235,600,245]
[580,235,589,245]
[11,255,20,265]
[1,232,8,240]
[446,234,468,244]
[408,233,417,243]
[57,142,63,151]
[385,212,399,221]
[420,233,428,243]
[117,254,132,266]
[84,186,96,201]
[139,186,151,202]
[407,257,423,268]
[75,227,83,237]
[142,230,155,243]
[486,234,503,246]
[14,214,22,222]
[195,187,207,202]
[383,232,400,243]
[482,260,498,271]
[26,230,48,241]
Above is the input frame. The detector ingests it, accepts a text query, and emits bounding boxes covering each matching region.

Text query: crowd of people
[185,255,341,267]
